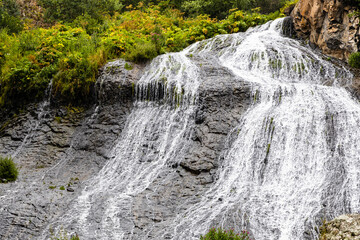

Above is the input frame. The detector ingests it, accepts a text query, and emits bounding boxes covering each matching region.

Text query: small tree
[0,156,19,182]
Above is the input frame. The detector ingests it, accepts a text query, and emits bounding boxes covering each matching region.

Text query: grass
[200,227,252,240]
[0,156,19,182]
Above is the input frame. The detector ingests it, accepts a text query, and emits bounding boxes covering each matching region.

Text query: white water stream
[45,18,360,240]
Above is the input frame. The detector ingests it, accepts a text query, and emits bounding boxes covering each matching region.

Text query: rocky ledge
[320,214,360,240]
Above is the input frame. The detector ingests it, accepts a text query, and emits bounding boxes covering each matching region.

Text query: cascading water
[11,79,54,159]
[45,18,360,240]
[169,18,360,239]
[42,51,201,239]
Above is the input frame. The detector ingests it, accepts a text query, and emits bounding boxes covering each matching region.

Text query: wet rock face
[131,58,252,238]
[291,0,360,60]
[0,60,144,239]
[0,56,253,239]
[320,214,360,240]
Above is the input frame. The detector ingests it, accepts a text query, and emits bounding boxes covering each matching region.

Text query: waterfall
[169,18,360,239]
[11,79,53,159]
[45,18,360,240]
[42,50,201,239]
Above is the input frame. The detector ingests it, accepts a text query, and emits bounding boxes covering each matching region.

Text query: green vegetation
[0,0,295,111]
[50,227,80,240]
[0,156,18,182]
[200,227,251,240]
[39,0,123,23]
[0,0,23,33]
[59,185,65,190]
[349,52,360,68]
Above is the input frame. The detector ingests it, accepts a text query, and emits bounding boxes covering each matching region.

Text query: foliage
[349,52,360,68]
[280,0,299,14]
[0,0,23,33]
[0,156,19,182]
[125,41,158,62]
[116,0,288,18]
[39,0,123,23]
[0,2,287,110]
[200,227,251,240]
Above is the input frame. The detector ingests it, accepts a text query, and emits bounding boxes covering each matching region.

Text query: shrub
[0,3,285,111]
[349,52,360,69]
[0,0,23,33]
[39,0,123,23]
[200,227,251,240]
[125,41,158,63]
[0,156,19,182]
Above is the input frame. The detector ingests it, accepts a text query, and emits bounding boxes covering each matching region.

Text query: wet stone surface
[0,57,253,239]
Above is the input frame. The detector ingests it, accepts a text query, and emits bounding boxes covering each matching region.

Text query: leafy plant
[0,2,286,111]
[280,0,299,14]
[125,41,158,63]
[200,227,251,240]
[39,0,123,23]
[0,156,19,182]
[0,0,23,33]
[349,52,360,68]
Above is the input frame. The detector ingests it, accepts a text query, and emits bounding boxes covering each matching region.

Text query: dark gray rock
[0,55,253,239]
[0,59,145,239]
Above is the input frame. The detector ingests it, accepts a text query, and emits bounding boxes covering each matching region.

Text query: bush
[0,3,286,111]
[39,0,123,23]
[0,156,19,182]
[200,227,251,240]
[349,52,360,68]
[125,41,158,63]
[0,0,23,33]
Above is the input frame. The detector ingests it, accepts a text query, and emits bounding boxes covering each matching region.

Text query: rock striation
[291,0,360,60]
[0,60,143,239]
[0,55,252,239]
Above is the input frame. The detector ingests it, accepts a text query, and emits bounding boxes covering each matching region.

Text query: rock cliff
[291,0,360,60]
[0,57,252,239]
[1,16,360,240]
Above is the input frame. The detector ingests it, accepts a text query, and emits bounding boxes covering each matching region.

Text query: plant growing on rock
[200,227,251,240]
[349,52,360,69]
[0,156,18,182]
[50,227,80,240]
